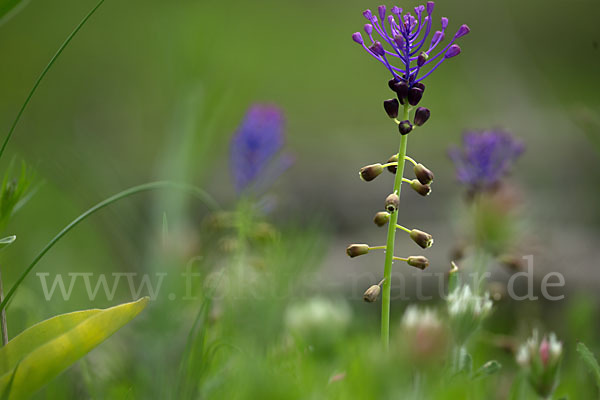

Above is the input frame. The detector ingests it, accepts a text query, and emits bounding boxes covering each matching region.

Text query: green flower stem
[395,224,411,234]
[381,102,410,348]
[404,156,418,166]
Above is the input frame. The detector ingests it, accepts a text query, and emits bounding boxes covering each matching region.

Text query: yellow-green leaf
[0,297,148,399]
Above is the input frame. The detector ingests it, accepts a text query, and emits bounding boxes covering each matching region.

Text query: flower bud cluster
[516,331,563,399]
[446,285,492,345]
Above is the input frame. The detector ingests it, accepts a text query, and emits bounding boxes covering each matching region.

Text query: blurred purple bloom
[449,131,524,191]
[230,105,286,192]
[351,2,469,85]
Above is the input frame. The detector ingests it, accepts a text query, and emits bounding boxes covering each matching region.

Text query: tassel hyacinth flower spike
[347,2,470,348]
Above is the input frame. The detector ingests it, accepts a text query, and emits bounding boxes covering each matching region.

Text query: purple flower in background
[351,2,469,86]
[449,131,524,191]
[230,105,287,193]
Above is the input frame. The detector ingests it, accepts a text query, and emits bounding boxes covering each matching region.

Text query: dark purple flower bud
[378,5,386,21]
[441,17,448,29]
[373,211,390,227]
[445,44,461,58]
[407,256,429,270]
[398,120,413,135]
[359,163,384,181]
[426,1,435,15]
[363,9,373,20]
[393,34,405,48]
[364,23,373,35]
[389,80,409,103]
[417,52,428,67]
[455,24,470,38]
[414,163,434,184]
[386,154,398,173]
[410,179,432,196]
[370,41,385,56]
[413,107,431,126]
[383,99,400,118]
[347,244,370,258]
[408,87,424,106]
[352,32,364,44]
[410,229,434,249]
[385,193,400,213]
[396,81,409,102]
[413,82,426,93]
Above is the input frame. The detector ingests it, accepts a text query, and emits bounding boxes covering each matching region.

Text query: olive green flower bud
[414,163,434,185]
[385,193,400,213]
[398,120,413,135]
[359,163,384,182]
[410,179,431,196]
[386,154,398,174]
[407,256,429,270]
[363,284,381,302]
[346,244,370,258]
[409,229,434,249]
[373,211,390,227]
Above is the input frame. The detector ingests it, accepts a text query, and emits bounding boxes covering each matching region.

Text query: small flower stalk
[516,331,563,399]
[348,1,469,347]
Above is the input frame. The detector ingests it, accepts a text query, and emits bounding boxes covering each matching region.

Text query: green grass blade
[577,341,600,388]
[0,0,106,163]
[0,181,218,312]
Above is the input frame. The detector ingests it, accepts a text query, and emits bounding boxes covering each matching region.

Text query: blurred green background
[0,0,599,398]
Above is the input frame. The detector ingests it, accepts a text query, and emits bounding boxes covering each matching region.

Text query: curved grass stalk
[0,181,218,312]
[0,0,106,163]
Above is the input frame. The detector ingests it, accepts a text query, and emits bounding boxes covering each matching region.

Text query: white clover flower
[516,330,563,398]
[446,285,493,344]
[401,305,441,330]
[399,306,448,365]
[285,297,351,349]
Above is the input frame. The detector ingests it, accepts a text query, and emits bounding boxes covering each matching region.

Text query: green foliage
[0,0,28,26]
[0,236,15,251]
[0,297,148,399]
[0,161,33,230]
[577,342,600,389]
[473,360,502,379]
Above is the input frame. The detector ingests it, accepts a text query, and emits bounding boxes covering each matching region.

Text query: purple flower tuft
[378,5,386,21]
[455,24,470,38]
[351,1,469,86]
[230,105,286,192]
[448,130,524,191]
[426,1,435,15]
[445,44,461,58]
[352,32,364,44]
